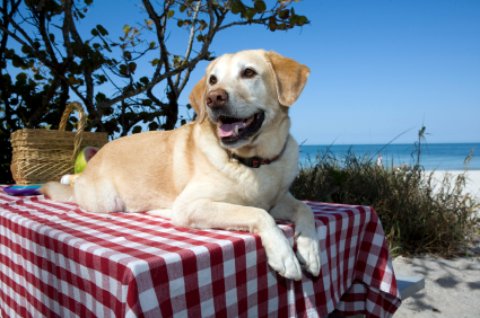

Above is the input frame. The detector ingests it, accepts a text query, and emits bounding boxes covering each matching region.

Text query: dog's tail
[40,182,74,202]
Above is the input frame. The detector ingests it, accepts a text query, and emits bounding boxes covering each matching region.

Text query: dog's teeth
[234,125,240,135]
[244,115,254,125]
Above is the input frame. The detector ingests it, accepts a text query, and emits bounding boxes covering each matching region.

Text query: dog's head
[190,50,309,149]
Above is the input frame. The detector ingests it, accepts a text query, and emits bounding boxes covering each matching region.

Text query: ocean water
[299,143,480,170]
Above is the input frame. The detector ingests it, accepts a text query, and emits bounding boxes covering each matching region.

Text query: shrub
[291,151,479,256]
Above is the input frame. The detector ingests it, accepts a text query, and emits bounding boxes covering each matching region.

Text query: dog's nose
[206,89,228,109]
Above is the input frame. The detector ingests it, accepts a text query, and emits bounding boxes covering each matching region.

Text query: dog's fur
[41,50,320,280]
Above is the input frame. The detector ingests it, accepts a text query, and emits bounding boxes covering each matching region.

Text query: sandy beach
[393,170,480,317]
[426,170,480,203]
[393,253,480,318]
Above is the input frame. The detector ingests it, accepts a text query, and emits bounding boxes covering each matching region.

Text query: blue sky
[83,0,480,145]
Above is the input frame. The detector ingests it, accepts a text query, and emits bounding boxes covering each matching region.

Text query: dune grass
[291,150,479,256]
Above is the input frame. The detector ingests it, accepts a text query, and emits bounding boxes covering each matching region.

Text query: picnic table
[0,186,401,317]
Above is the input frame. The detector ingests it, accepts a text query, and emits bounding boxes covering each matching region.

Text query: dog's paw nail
[296,236,321,277]
[265,243,302,280]
[281,256,302,280]
[305,258,321,276]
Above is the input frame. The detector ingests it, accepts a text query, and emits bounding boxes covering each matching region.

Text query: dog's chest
[226,164,294,208]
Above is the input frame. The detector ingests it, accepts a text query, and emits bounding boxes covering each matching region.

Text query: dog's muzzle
[206,88,265,146]
[215,111,265,145]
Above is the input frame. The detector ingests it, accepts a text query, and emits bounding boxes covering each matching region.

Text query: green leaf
[96,74,107,84]
[21,45,31,54]
[76,11,85,19]
[123,50,132,61]
[244,8,256,20]
[278,9,290,20]
[297,16,309,26]
[230,0,245,14]
[16,73,27,82]
[139,77,149,85]
[128,62,137,74]
[132,126,142,134]
[268,17,277,31]
[173,55,184,67]
[167,10,175,18]
[95,92,107,102]
[96,24,109,36]
[148,122,159,130]
[141,98,152,106]
[290,14,309,27]
[68,75,78,85]
[254,0,266,12]
[119,64,128,76]
[104,120,120,134]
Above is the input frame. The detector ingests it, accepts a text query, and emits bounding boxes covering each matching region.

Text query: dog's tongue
[218,121,246,138]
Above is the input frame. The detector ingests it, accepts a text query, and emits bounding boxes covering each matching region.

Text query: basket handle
[58,102,86,162]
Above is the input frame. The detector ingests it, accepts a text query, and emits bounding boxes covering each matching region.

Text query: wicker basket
[10,102,108,185]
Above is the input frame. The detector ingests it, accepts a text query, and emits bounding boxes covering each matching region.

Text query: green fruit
[74,146,99,174]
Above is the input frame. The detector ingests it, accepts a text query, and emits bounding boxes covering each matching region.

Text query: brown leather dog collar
[228,139,289,168]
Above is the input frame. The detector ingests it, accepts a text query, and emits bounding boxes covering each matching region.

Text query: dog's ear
[189,76,206,120]
[266,51,310,107]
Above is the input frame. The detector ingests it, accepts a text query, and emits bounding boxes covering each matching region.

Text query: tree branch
[217,16,271,31]
[59,0,104,130]
[1,4,92,112]
[1,12,36,48]
[174,0,201,88]
[0,0,22,65]
[35,8,60,66]
[99,50,210,108]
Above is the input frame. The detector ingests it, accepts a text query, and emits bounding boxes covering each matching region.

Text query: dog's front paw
[267,245,303,280]
[296,231,321,276]
[261,227,302,280]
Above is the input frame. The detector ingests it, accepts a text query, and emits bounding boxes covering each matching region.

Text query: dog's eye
[209,75,218,85]
[242,68,257,79]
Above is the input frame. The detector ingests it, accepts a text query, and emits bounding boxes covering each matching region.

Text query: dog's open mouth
[217,112,265,145]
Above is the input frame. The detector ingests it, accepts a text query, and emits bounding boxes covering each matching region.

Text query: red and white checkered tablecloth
[0,186,401,318]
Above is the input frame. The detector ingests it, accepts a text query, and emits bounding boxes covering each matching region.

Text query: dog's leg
[148,209,173,219]
[270,193,321,276]
[40,182,74,202]
[172,199,303,280]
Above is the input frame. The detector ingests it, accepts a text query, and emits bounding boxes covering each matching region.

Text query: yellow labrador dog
[42,49,320,280]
